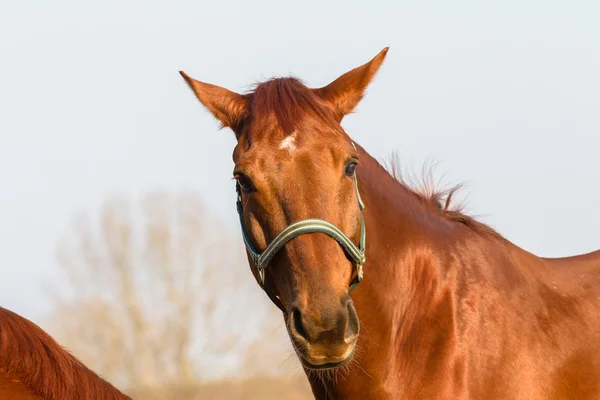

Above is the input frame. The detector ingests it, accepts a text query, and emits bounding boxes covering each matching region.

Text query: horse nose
[289,295,359,344]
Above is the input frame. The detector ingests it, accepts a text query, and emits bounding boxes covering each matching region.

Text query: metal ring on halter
[235,142,366,310]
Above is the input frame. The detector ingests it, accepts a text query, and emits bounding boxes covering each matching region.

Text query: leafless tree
[43,190,298,391]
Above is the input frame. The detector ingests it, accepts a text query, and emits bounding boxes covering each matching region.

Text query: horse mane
[245,77,338,135]
[0,307,130,400]
[382,152,504,240]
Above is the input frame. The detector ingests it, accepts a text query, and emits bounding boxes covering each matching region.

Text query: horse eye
[345,162,357,177]
[236,174,254,193]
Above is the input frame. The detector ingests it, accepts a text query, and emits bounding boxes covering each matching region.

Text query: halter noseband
[235,143,367,311]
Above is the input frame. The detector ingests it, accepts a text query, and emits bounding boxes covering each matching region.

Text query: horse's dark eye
[345,162,357,177]
[236,174,254,193]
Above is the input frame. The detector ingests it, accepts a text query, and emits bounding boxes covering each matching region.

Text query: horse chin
[296,344,357,371]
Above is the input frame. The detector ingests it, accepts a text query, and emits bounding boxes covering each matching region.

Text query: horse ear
[313,47,389,122]
[179,71,248,135]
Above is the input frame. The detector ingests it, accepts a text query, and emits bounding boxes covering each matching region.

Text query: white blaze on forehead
[279,131,298,154]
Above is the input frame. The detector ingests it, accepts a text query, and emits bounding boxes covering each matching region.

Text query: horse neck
[352,144,533,307]
[352,145,450,310]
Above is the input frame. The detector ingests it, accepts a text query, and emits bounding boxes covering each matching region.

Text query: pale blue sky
[1,1,599,328]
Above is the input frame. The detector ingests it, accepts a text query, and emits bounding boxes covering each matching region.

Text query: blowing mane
[0,307,129,399]
[382,152,504,240]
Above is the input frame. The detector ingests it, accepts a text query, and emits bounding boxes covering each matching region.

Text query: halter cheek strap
[235,143,367,311]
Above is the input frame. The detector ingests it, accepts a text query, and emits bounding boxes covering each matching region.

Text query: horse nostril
[344,300,359,342]
[291,306,309,342]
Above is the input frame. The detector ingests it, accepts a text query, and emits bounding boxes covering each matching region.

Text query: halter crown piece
[235,142,367,311]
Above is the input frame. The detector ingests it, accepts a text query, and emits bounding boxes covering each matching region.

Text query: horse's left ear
[313,47,389,122]
[179,71,248,136]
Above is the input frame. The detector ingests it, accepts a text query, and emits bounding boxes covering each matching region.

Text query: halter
[235,144,367,312]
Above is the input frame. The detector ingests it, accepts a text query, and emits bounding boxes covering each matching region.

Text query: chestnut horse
[0,307,130,400]
[179,48,600,399]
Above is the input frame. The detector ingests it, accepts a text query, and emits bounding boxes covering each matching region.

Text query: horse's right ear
[179,71,248,135]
